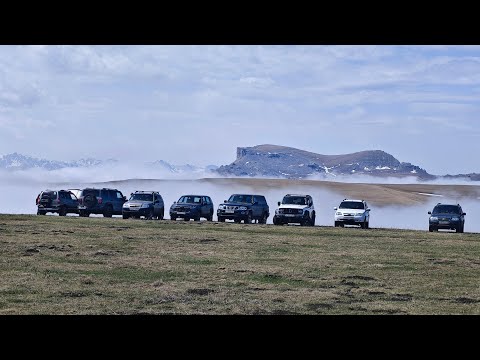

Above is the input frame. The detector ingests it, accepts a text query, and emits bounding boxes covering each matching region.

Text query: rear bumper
[37,206,60,212]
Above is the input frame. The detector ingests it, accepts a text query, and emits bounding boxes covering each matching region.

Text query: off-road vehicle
[428,203,466,233]
[36,189,79,216]
[217,194,269,224]
[273,194,315,226]
[77,188,126,217]
[334,199,371,228]
[170,195,214,221]
[122,191,165,220]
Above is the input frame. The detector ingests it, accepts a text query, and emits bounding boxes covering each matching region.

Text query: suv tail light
[97,197,103,204]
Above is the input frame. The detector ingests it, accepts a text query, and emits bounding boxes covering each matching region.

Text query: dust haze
[1,167,479,232]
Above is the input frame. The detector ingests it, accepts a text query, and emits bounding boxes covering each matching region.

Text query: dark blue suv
[170,195,214,221]
[217,194,269,224]
[428,203,466,233]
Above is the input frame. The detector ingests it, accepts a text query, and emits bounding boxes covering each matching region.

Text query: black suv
[77,188,126,217]
[36,190,79,216]
[428,203,466,233]
[217,194,269,224]
[122,191,165,220]
[170,195,214,221]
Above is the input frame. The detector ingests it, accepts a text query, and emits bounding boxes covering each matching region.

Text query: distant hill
[216,144,437,180]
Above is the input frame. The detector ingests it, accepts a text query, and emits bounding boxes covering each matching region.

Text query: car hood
[125,200,152,206]
[337,208,365,214]
[222,202,251,207]
[279,204,307,210]
[431,213,460,218]
[171,203,200,208]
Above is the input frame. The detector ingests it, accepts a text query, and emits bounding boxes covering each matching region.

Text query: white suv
[334,199,370,228]
[273,194,315,226]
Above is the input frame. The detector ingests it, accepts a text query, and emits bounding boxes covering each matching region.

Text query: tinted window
[282,196,307,205]
[228,195,252,203]
[116,191,123,199]
[205,197,211,205]
[130,193,154,201]
[70,193,77,200]
[339,201,365,210]
[178,196,202,204]
[433,205,460,214]
[42,191,57,199]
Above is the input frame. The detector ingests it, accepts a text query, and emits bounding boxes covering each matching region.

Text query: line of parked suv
[35,188,467,232]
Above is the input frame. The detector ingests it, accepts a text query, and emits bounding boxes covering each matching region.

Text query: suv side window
[116,191,123,199]
[70,193,77,200]
[205,197,211,205]
[258,196,266,205]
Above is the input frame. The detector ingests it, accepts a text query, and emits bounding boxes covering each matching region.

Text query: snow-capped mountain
[0,153,217,174]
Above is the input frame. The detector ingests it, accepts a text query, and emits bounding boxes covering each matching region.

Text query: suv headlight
[297,209,303,214]
[239,206,247,211]
[451,217,459,221]
[430,216,438,221]
[141,203,151,208]
[336,212,342,215]
[218,205,226,210]
[123,203,129,208]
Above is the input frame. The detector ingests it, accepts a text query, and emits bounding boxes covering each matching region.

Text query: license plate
[439,221,449,225]
[285,214,295,217]
[177,212,185,215]
[225,210,234,214]
[78,206,86,209]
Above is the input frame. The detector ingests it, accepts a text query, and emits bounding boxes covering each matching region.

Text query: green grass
[0,214,479,314]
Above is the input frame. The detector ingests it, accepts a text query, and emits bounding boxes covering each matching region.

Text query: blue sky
[1,45,479,175]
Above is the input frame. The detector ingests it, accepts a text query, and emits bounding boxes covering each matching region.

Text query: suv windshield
[178,196,202,204]
[282,196,307,205]
[432,205,460,214]
[228,195,253,203]
[130,193,154,202]
[339,201,365,210]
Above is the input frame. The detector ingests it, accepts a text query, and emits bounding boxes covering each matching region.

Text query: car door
[154,194,162,216]
[206,197,213,216]
[68,191,78,211]
[252,196,262,218]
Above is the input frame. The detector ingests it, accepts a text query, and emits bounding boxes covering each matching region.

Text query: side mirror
[123,196,127,201]
[428,211,431,214]
[130,193,133,196]
[224,200,227,203]
[334,207,338,211]
[277,201,281,206]
[173,201,177,204]
[463,213,466,216]
[366,208,370,211]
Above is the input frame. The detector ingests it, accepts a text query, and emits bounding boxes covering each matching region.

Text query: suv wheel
[259,212,268,224]
[457,224,464,233]
[218,217,225,222]
[159,209,164,220]
[194,215,200,222]
[103,205,113,218]
[59,206,67,217]
[206,211,213,221]
[171,216,176,221]
[146,209,154,220]
[37,210,46,216]
[365,221,369,229]
[310,212,316,226]
[234,218,241,224]
[123,214,129,219]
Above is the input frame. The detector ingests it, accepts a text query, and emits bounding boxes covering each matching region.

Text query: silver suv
[334,199,370,228]
[273,194,315,226]
[122,191,165,220]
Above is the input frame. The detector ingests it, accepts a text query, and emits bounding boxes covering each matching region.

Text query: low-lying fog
[1,166,479,233]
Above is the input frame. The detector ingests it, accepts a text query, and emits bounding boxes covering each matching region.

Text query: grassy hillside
[1,214,479,314]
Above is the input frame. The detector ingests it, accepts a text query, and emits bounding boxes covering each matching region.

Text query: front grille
[280,208,301,214]
[226,206,239,211]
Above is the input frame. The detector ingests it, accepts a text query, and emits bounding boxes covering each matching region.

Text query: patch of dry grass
[0,214,479,314]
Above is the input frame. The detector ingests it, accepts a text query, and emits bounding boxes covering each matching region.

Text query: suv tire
[37,210,46,216]
[310,212,316,226]
[206,212,213,221]
[259,212,268,224]
[59,206,67,217]
[457,224,464,233]
[159,209,164,220]
[123,214,129,219]
[218,217,225,222]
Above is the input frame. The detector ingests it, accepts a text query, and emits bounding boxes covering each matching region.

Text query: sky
[1,45,480,175]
